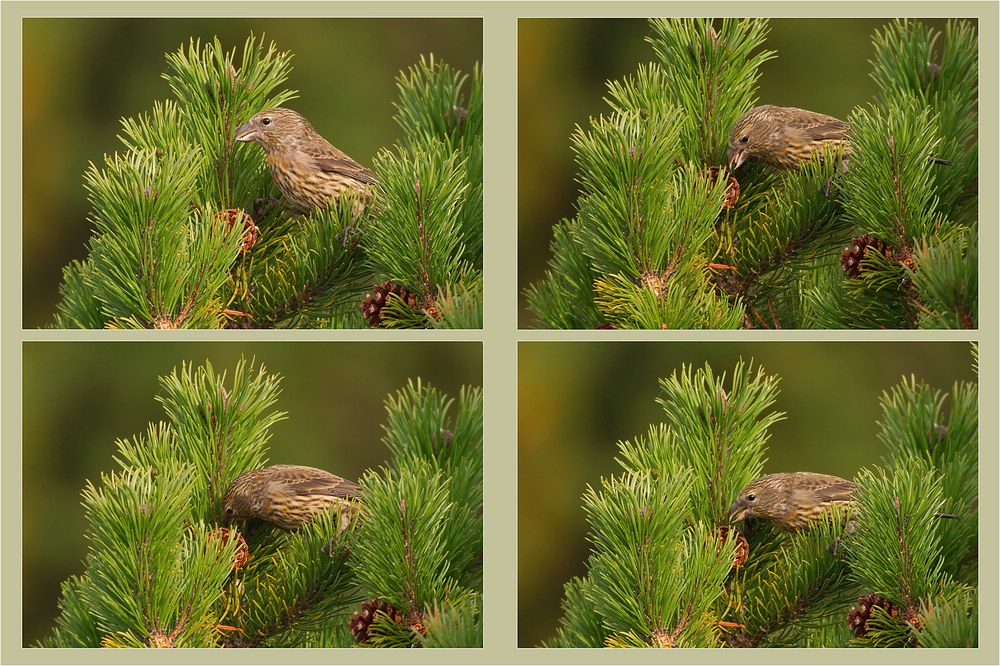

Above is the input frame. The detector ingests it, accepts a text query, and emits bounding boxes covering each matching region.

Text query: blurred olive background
[517,18,962,327]
[22,18,482,328]
[517,341,976,646]
[22,341,482,645]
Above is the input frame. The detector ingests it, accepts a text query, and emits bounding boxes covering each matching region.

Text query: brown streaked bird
[234,107,375,215]
[726,105,851,172]
[728,471,856,531]
[222,464,361,531]
[726,104,951,174]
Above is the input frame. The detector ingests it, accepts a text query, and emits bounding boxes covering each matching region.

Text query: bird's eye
[747,493,756,502]
[740,135,749,144]
[261,117,272,126]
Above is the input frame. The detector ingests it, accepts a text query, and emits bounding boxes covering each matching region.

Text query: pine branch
[546,352,977,647]
[350,463,458,619]
[523,218,610,329]
[847,460,949,613]
[41,360,482,648]
[226,510,357,647]
[52,38,481,329]
[543,576,608,647]
[526,17,977,330]
[654,360,783,523]
[645,18,776,165]
[728,512,854,647]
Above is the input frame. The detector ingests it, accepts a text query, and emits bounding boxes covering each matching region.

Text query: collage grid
[3,2,997,665]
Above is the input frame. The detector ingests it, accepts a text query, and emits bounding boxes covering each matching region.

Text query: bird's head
[726,105,783,171]
[221,469,265,525]
[234,107,314,152]
[727,473,786,524]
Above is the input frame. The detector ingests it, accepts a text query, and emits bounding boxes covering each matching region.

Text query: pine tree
[545,351,977,647]
[52,36,482,329]
[40,359,483,648]
[525,18,977,329]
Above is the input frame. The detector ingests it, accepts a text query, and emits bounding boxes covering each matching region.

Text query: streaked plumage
[222,464,361,530]
[728,471,855,531]
[726,105,850,172]
[234,107,375,214]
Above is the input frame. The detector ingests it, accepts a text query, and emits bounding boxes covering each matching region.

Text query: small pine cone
[360,280,419,327]
[408,613,429,636]
[723,176,740,208]
[847,592,899,638]
[649,629,676,648]
[215,208,258,253]
[147,630,174,648]
[349,598,405,644]
[153,317,179,329]
[640,272,668,297]
[702,166,740,208]
[716,525,750,568]
[840,233,893,278]
[208,527,250,570]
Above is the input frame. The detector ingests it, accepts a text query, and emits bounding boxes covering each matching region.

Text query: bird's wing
[794,116,850,143]
[797,474,856,504]
[290,474,362,499]
[312,155,376,184]
[269,465,362,499]
[299,143,376,185]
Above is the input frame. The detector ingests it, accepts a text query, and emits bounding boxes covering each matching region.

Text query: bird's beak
[728,500,746,523]
[727,148,746,172]
[234,120,256,143]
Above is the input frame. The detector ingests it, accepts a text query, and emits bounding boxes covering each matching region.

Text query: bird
[728,471,856,531]
[221,464,361,531]
[234,107,375,215]
[726,105,851,173]
[726,104,951,174]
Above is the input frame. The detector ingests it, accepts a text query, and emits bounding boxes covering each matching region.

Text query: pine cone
[702,166,740,208]
[847,592,899,638]
[215,208,258,253]
[207,527,250,570]
[840,233,893,278]
[649,629,675,648]
[641,272,668,297]
[147,630,174,648]
[360,280,419,327]
[717,525,750,568]
[349,598,405,644]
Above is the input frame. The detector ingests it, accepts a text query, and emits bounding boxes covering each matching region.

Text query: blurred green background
[517,341,976,646]
[22,341,482,645]
[22,18,482,328]
[517,18,962,327]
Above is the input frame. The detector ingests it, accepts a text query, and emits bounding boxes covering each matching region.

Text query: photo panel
[23,18,483,329]
[518,340,978,647]
[518,17,978,330]
[23,341,483,648]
